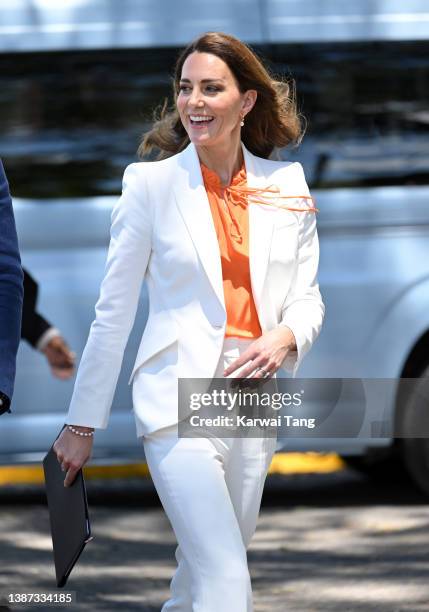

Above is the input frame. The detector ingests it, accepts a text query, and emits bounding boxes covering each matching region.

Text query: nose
[188,87,204,108]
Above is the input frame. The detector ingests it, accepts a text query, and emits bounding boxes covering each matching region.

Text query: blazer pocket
[128,314,179,384]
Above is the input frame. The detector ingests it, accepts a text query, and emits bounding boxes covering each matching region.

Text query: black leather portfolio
[43,429,93,587]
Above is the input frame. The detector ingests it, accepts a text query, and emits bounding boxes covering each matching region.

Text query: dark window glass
[269,40,429,188]
[0,48,178,197]
[1,41,428,198]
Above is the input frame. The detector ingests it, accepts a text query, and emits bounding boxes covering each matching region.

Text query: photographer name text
[189,414,315,429]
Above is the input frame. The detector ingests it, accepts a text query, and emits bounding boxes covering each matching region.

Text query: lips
[189,115,214,126]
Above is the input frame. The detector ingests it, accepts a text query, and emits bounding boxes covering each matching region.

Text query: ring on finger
[256,367,270,378]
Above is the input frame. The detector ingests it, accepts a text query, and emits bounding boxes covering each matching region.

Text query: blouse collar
[200,160,247,191]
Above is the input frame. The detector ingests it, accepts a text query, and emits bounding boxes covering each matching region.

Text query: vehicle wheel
[340,446,409,483]
[398,365,429,497]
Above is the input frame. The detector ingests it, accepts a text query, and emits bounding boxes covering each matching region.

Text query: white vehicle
[1,1,429,494]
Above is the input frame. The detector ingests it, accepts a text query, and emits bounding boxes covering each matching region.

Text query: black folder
[43,427,93,587]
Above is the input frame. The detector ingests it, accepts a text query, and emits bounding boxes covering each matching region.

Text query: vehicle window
[0,48,177,198]
[1,41,428,197]
[269,40,429,188]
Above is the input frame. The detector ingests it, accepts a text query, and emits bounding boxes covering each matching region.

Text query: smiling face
[176,51,256,149]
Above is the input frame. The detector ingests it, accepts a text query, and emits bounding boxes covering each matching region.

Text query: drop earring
[240,115,245,127]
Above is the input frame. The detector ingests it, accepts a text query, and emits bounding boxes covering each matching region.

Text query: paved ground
[1,469,429,611]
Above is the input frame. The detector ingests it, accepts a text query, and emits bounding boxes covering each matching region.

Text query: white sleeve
[278,163,325,376]
[66,163,152,428]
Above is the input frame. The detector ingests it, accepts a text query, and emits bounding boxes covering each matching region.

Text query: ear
[242,90,257,117]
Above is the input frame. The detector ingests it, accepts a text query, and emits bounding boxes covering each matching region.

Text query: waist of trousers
[221,335,257,357]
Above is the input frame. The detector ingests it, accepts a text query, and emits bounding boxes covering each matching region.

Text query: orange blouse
[200,161,262,339]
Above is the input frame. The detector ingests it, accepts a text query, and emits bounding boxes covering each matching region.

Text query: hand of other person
[223,326,297,379]
[53,425,94,487]
[42,335,76,379]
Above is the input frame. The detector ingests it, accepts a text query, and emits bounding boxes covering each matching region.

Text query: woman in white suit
[54,32,324,611]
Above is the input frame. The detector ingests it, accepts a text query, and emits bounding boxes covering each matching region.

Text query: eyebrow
[179,78,225,83]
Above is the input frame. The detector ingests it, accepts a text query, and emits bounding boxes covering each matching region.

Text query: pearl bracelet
[67,425,94,437]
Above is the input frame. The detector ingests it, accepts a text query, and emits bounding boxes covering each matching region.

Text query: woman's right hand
[53,425,94,487]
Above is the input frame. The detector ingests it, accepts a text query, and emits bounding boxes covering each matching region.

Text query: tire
[340,446,409,483]
[398,365,429,497]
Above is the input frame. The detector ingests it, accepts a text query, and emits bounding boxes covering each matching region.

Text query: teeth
[190,116,213,122]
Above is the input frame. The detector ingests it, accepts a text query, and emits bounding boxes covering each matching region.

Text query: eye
[206,85,220,93]
[179,85,191,92]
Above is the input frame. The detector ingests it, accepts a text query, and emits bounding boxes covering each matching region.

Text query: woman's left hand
[223,326,297,379]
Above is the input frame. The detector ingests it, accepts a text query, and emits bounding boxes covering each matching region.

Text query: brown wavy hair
[138,31,305,160]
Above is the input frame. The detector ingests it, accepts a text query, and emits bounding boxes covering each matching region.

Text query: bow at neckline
[200,161,318,244]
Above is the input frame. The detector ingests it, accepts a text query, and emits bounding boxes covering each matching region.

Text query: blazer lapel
[172,142,225,311]
[242,143,276,324]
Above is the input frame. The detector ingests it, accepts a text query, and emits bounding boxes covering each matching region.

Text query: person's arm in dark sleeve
[0,159,24,410]
[22,268,75,378]
[21,268,53,347]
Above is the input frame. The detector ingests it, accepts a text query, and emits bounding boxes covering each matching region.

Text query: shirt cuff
[36,327,61,352]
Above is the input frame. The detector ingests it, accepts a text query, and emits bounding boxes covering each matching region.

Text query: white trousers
[142,336,278,612]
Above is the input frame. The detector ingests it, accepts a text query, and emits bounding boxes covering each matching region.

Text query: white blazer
[66,141,324,437]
